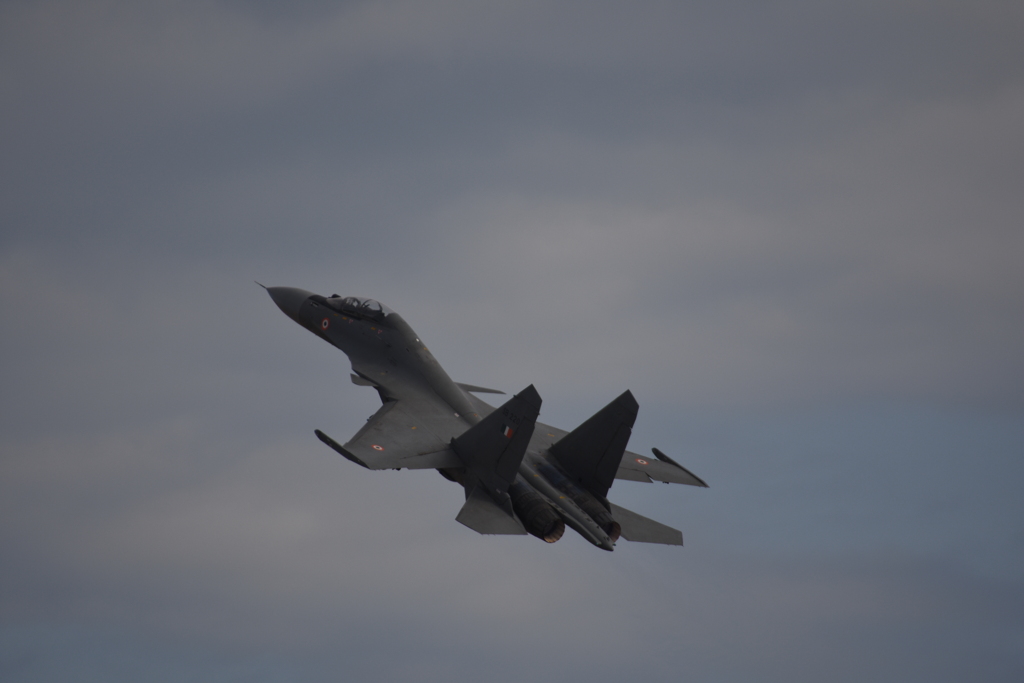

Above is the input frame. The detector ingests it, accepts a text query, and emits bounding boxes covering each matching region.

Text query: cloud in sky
[2,2,1023,681]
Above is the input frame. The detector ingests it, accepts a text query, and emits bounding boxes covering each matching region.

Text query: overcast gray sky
[2,1,1023,681]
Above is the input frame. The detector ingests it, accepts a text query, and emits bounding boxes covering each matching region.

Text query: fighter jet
[265,286,707,550]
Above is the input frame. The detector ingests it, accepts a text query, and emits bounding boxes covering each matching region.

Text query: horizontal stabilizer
[550,390,638,499]
[456,484,527,535]
[456,382,505,395]
[609,503,683,546]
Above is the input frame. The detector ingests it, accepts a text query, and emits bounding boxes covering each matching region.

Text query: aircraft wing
[316,395,465,470]
[615,449,708,487]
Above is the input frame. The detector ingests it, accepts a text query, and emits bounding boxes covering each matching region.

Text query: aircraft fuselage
[266,286,705,550]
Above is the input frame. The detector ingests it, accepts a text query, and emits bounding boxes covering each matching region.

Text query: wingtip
[652,447,710,488]
[315,429,370,468]
[651,446,679,467]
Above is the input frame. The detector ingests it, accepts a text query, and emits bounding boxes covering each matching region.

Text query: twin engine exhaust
[509,480,565,543]
[537,463,621,543]
[505,463,622,545]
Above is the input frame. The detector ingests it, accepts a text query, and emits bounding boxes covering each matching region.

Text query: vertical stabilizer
[549,390,638,498]
[450,385,541,535]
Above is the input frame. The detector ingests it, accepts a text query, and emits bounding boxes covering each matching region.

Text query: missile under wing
[264,285,707,551]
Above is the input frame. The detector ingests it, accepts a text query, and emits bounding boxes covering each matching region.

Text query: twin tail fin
[451,384,541,535]
[549,390,638,499]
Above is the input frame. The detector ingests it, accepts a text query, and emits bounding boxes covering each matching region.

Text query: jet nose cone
[266,286,314,325]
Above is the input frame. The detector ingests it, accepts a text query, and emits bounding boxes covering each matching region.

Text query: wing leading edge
[615,448,709,487]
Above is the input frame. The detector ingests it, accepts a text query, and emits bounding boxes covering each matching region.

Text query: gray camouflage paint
[266,285,706,550]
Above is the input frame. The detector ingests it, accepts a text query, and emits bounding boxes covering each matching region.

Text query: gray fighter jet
[265,286,707,550]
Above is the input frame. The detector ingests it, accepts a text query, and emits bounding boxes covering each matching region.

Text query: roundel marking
[321,318,330,330]
[371,444,384,451]
[635,458,648,465]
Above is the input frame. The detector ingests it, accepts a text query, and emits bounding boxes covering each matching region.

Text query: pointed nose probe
[266,286,315,326]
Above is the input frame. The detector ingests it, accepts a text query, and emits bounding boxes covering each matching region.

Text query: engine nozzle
[509,480,565,543]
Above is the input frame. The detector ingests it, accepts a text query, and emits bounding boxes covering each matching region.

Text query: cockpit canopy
[323,295,393,322]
